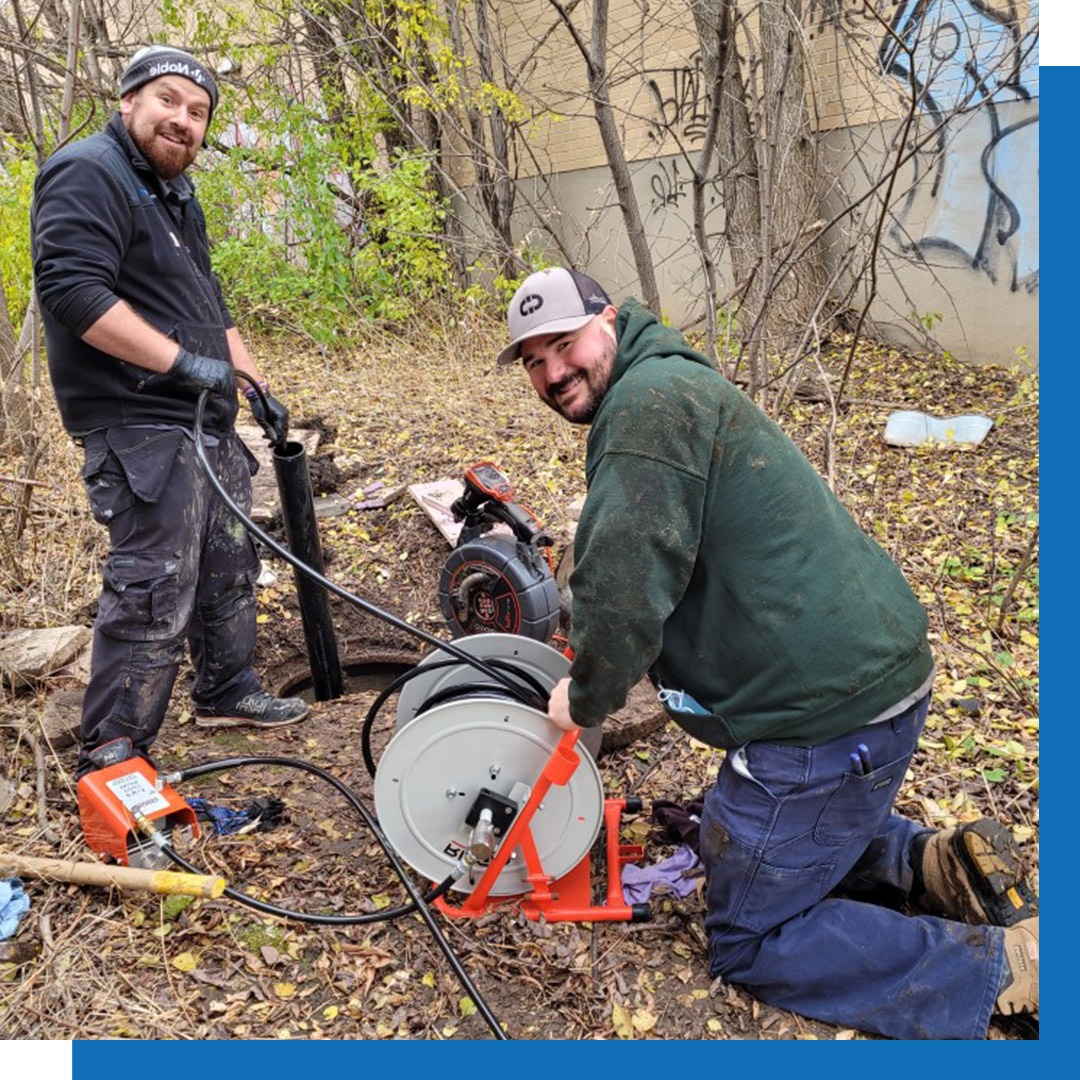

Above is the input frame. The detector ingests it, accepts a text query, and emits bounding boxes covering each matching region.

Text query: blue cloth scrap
[620,843,702,904]
[0,877,31,940]
[186,796,284,835]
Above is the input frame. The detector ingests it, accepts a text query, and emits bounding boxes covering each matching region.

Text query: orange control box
[77,756,199,865]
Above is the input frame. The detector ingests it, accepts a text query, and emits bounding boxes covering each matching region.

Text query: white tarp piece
[883,411,993,448]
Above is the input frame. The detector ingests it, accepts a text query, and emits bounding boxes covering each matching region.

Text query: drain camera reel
[373,696,604,896]
[438,462,562,643]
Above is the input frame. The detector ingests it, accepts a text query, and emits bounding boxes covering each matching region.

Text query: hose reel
[372,634,650,921]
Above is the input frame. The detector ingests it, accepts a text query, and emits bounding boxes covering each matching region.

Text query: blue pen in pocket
[857,743,873,773]
[850,750,864,776]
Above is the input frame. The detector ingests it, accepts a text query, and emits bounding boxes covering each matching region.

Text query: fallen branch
[0,475,49,487]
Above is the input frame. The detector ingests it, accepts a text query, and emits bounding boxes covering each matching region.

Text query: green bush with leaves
[0,137,37,326]
[195,88,449,344]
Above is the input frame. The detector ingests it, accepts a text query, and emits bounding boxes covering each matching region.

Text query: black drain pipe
[272,439,344,700]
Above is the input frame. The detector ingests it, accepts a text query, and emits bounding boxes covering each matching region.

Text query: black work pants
[76,427,262,775]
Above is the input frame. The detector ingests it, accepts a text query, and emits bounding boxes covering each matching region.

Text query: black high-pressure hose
[360,656,552,779]
[162,755,504,1039]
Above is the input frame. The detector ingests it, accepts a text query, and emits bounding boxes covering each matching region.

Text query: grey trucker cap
[497,267,612,365]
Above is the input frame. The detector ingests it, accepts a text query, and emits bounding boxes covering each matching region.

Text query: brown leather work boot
[995,916,1038,1020]
[915,818,1037,926]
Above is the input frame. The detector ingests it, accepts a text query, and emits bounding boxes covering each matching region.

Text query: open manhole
[273,649,421,703]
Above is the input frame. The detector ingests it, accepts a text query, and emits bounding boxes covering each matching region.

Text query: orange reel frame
[434,730,648,924]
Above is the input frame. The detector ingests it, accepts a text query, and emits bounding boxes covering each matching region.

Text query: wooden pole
[0,853,226,898]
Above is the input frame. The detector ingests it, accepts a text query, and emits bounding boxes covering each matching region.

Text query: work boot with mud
[913,818,1036,926]
[995,916,1038,1020]
[195,690,309,730]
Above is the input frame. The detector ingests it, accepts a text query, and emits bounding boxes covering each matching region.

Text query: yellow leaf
[632,1008,658,1033]
[171,952,197,973]
[612,1003,633,1039]
[690,988,709,1000]
[459,997,477,1017]
[256,613,269,624]
[323,1006,339,1021]
[371,894,391,910]
[274,982,296,998]
[1020,630,1038,648]
[707,1018,722,1033]
[422,972,436,988]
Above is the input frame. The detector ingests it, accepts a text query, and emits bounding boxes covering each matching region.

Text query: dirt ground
[0,329,1039,1042]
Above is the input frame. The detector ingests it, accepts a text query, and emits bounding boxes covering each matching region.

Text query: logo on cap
[148,60,206,85]
[520,294,544,317]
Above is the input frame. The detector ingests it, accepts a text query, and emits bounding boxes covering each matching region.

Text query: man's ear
[597,304,618,340]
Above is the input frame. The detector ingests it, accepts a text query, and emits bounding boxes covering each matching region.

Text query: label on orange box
[105,771,169,817]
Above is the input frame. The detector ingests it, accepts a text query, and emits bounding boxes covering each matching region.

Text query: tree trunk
[755,0,826,358]
[549,0,659,312]
[445,0,516,275]
[694,0,825,397]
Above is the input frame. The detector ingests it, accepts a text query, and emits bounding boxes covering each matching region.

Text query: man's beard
[545,334,616,425]
[130,124,195,181]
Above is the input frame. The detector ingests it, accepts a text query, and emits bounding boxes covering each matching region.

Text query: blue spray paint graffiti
[879,0,1039,292]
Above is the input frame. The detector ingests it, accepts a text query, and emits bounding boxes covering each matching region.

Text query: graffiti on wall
[643,54,723,221]
[645,52,711,148]
[639,2,1038,299]
[878,0,1039,293]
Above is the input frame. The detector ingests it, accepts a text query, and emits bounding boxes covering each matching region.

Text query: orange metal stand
[434,730,649,923]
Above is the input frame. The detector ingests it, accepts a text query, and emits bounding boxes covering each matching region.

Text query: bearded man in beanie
[31,45,309,778]
[500,266,1039,1039]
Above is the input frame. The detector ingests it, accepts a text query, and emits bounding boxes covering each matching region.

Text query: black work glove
[168,347,236,398]
[245,382,289,445]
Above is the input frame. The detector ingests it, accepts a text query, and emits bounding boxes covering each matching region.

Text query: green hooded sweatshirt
[566,300,934,748]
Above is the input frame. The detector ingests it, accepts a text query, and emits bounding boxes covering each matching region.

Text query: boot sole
[194,712,308,730]
[954,820,1037,927]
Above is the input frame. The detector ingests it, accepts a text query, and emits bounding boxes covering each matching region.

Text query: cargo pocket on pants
[98,550,183,641]
[82,442,136,525]
[105,428,186,504]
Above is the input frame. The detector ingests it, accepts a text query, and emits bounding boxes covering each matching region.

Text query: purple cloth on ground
[620,843,702,903]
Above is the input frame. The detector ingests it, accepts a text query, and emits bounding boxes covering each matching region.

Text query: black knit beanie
[119,46,219,120]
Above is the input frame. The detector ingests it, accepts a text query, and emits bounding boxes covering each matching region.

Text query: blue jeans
[700,694,1006,1039]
